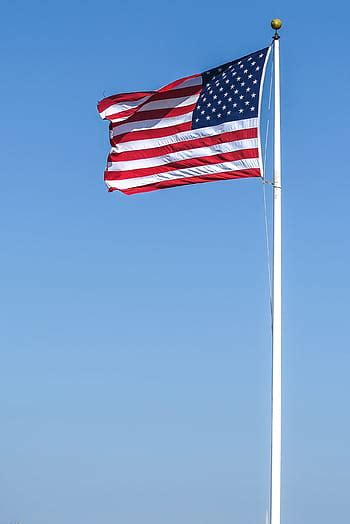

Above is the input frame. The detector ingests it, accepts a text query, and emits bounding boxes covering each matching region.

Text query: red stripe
[111,104,195,129]
[99,85,201,117]
[101,86,201,122]
[157,74,200,92]
[109,169,261,195]
[109,127,258,162]
[108,86,201,127]
[145,85,201,101]
[105,107,139,122]
[105,148,259,180]
[98,91,152,114]
[110,122,192,145]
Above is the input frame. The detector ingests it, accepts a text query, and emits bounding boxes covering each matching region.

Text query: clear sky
[1,1,349,523]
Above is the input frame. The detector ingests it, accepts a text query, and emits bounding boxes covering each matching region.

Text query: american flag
[98,47,271,195]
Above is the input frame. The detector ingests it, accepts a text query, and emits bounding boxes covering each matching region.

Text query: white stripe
[101,76,201,120]
[106,158,260,190]
[111,111,193,137]
[103,94,199,123]
[111,118,258,151]
[139,94,200,111]
[162,76,201,89]
[100,90,201,121]
[107,138,258,171]
[99,95,151,120]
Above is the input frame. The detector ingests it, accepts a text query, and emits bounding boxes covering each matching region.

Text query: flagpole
[270,18,282,524]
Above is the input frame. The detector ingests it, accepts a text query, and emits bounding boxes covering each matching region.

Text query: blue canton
[192,48,269,129]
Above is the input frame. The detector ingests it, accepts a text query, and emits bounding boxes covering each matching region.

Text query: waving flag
[97,47,270,195]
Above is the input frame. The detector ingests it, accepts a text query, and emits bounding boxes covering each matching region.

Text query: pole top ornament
[271,18,282,30]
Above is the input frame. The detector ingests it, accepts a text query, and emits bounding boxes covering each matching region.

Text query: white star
[239,95,244,100]
[234,89,239,94]
[195,118,199,122]
[227,110,231,115]
[207,102,211,107]
[239,109,244,113]
[206,115,211,120]
[238,61,242,65]
[212,107,216,112]
[253,79,257,84]
[251,93,256,98]
[247,57,252,61]
[237,76,241,81]
[256,66,260,71]
[224,92,228,97]
[240,64,244,69]
[225,79,230,84]
[201,110,205,115]
[213,95,218,99]
[232,71,237,76]
[219,87,223,91]
[251,106,255,111]
[218,100,222,105]
[244,69,248,74]
[222,105,227,110]
[251,61,256,66]
[246,87,251,92]
[233,103,237,107]
[259,53,264,58]
[203,97,207,101]
[230,84,235,89]
[248,74,253,79]
[241,82,245,86]
[218,113,222,118]
[244,101,250,105]
[228,97,232,102]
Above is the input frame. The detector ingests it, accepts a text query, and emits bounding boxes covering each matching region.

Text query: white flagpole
[270,18,282,524]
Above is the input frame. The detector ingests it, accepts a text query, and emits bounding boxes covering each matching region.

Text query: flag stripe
[99,96,151,121]
[111,103,196,128]
[108,139,258,171]
[105,148,258,179]
[138,94,200,112]
[99,82,202,121]
[110,122,193,144]
[97,91,153,114]
[104,91,201,122]
[110,112,194,137]
[110,127,258,161]
[133,85,202,103]
[156,74,201,91]
[105,158,260,190]
[116,169,261,195]
[105,151,259,181]
[109,92,200,129]
[111,118,258,149]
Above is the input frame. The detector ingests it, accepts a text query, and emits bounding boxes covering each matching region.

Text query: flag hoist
[97,18,283,524]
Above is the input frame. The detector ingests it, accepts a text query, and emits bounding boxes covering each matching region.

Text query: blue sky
[1,1,350,523]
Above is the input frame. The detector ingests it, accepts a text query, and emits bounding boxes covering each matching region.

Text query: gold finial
[271,18,282,40]
[271,18,282,30]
